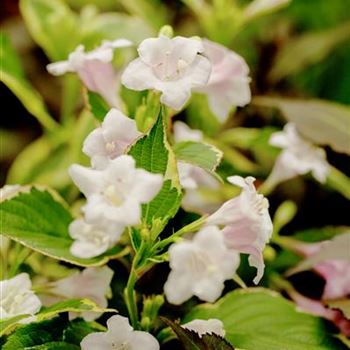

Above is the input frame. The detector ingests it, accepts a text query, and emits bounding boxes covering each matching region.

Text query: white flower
[0,273,41,320]
[81,315,159,350]
[207,176,273,284]
[194,39,251,122]
[47,39,132,107]
[121,35,211,110]
[173,121,203,143]
[83,108,141,169]
[164,226,240,304]
[69,218,123,258]
[182,319,225,337]
[51,267,113,321]
[266,123,330,187]
[69,155,163,226]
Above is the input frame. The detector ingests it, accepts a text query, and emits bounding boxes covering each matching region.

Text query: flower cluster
[165,176,272,304]
[68,109,162,258]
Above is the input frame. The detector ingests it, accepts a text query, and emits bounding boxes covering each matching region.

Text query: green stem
[152,216,207,253]
[124,242,147,329]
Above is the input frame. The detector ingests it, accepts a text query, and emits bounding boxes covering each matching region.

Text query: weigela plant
[1,2,350,348]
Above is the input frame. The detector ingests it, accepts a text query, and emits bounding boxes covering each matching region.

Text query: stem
[152,216,207,253]
[124,242,147,329]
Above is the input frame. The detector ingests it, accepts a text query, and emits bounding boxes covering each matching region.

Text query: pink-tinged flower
[289,290,350,337]
[194,39,251,122]
[207,176,273,284]
[51,267,113,321]
[182,319,225,337]
[47,39,132,107]
[164,226,240,304]
[295,242,350,300]
[81,315,159,350]
[266,123,330,188]
[121,35,211,110]
[83,108,141,169]
[69,155,163,227]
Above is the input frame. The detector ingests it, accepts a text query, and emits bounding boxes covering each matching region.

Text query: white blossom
[83,108,141,169]
[121,35,211,110]
[51,267,113,321]
[0,273,41,321]
[266,123,330,188]
[182,318,225,337]
[69,218,123,258]
[194,39,251,122]
[47,39,132,107]
[164,226,240,304]
[81,315,159,350]
[207,176,273,284]
[69,155,163,226]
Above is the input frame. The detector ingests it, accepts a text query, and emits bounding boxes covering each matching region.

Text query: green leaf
[161,317,234,350]
[0,187,123,266]
[0,34,58,131]
[20,0,80,60]
[2,316,70,350]
[174,141,223,174]
[270,21,350,81]
[128,109,182,228]
[86,91,110,121]
[253,97,350,155]
[1,299,114,337]
[22,342,79,349]
[184,288,347,350]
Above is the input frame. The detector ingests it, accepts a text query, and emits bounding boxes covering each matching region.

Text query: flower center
[105,141,116,154]
[111,341,130,350]
[103,185,124,206]
[153,51,190,81]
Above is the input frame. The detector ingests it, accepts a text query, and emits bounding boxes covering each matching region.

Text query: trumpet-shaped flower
[81,315,159,350]
[69,218,123,258]
[83,108,141,169]
[69,155,163,226]
[195,39,251,122]
[47,39,132,107]
[0,273,41,320]
[207,176,273,284]
[266,123,330,187]
[182,319,225,337]
[164,226,240,304]
[121,35,211,110]
[52,267,113,321]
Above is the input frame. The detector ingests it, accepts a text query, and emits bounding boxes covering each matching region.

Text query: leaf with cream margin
[0,298,115,336]
[161,317,234,350]
[184,288,347,350]
[128,108,183,228]
[0,187,125,267]
[0,34,58,132]
[270,21,350,81]
[288,232,350,275]
[253,96,350,155]
[174,141,223,174]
